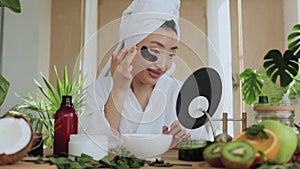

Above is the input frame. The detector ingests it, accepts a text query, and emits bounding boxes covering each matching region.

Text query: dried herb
[148,159,173,167]
[148,159,192,167]
[45,153,100,169]
[99,154,145,169]
[31,146,189,169]
[246,124,269,139]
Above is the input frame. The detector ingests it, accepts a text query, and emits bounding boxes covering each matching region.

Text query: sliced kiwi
[203,142,226,167]
[220,141,255,169]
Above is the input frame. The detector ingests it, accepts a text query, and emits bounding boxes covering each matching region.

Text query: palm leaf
[41,75,60,106]
[263,49,298,87]
[239,68,263,105]
[0,74,10,106]
[54,66,63,102]
[34,80,54,103]
[16,65,87,148]
[63,67,69,93]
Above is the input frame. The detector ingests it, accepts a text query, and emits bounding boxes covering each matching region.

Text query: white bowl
[68,134,108,160]
[121,134,172,160]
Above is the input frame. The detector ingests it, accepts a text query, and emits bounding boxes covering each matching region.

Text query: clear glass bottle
[254,106,295,127]
[54,95,78,157]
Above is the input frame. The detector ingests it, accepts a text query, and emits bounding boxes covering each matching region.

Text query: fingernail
[131,47,137,52]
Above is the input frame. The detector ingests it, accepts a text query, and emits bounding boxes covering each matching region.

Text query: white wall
[82,0,98,88]
[1,0,51,113]
[207,0,233,136]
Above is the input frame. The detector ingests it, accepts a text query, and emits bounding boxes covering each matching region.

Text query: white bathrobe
[78,0,209,148]
[79,72,209,147]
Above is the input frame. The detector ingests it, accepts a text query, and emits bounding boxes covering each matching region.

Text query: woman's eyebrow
[150,41,178,50]
[150,41,165,48]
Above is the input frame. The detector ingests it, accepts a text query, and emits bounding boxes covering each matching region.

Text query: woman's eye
[141,46,158,62]
[169,53,176,58]
[150,49,160,54]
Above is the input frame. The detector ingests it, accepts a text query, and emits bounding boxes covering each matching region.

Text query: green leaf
[288,24,300,57]
[246,124,268,140]
[258,69,287,105]
[292,24,300,31]
[288,39,300,52]
[239,68,263,105]
[0,74,10,106]
[34,80,58,112]
[263,50,298,87]
[100,156,111,166]
[288,32,300,42]
[0,0,21,13]
[77,153,93,164]
[41,74,60,104]
[63,67,69,93]
[54,66,63,102]
[16,65,87,148]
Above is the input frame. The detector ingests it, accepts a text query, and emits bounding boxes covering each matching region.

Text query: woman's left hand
[162,120,190,149]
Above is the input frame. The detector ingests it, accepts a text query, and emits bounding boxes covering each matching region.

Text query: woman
[79,0,208,148]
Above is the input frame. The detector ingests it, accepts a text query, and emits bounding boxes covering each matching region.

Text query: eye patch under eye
[140,46,158,62]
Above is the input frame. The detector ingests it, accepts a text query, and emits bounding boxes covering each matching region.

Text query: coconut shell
[0,115,34,165]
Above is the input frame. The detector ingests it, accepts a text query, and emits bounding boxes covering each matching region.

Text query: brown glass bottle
[54,95,78,157]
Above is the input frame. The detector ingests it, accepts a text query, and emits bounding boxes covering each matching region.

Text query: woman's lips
[147,69,162,78]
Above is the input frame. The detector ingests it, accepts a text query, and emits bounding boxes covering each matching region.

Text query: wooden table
[147,150,220,169]
[1,150,220,169]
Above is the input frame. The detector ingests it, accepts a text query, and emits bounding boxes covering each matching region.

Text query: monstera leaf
[263,49,298,87]
[0,0,21,13]
[240,68,263,105]
[288,24,300,57]
[0,74,10,106]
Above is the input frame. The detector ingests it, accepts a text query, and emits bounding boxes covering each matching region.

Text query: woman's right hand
[111,46,137,91]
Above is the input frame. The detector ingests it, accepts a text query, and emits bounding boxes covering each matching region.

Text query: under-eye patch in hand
[140,46,158,62]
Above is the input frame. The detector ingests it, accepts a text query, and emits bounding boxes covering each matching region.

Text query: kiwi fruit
[203,142,226,167]
[220,141,255,169]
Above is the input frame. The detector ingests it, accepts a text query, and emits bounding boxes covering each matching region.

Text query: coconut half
[0,115,34,165]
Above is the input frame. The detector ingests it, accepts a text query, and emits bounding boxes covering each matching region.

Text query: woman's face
[131,27,178,86]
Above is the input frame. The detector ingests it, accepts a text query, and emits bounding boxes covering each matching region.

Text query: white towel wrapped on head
[100,0,180,77]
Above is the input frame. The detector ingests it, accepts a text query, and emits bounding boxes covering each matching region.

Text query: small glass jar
[178,139,210,161]
[253,106,295,127]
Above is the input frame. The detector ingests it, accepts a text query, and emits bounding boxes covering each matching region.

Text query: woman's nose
[155,54,167,71]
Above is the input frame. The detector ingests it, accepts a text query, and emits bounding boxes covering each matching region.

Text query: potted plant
[240,24,300,106]
[12,66,87,149]
[238,24,300,128]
